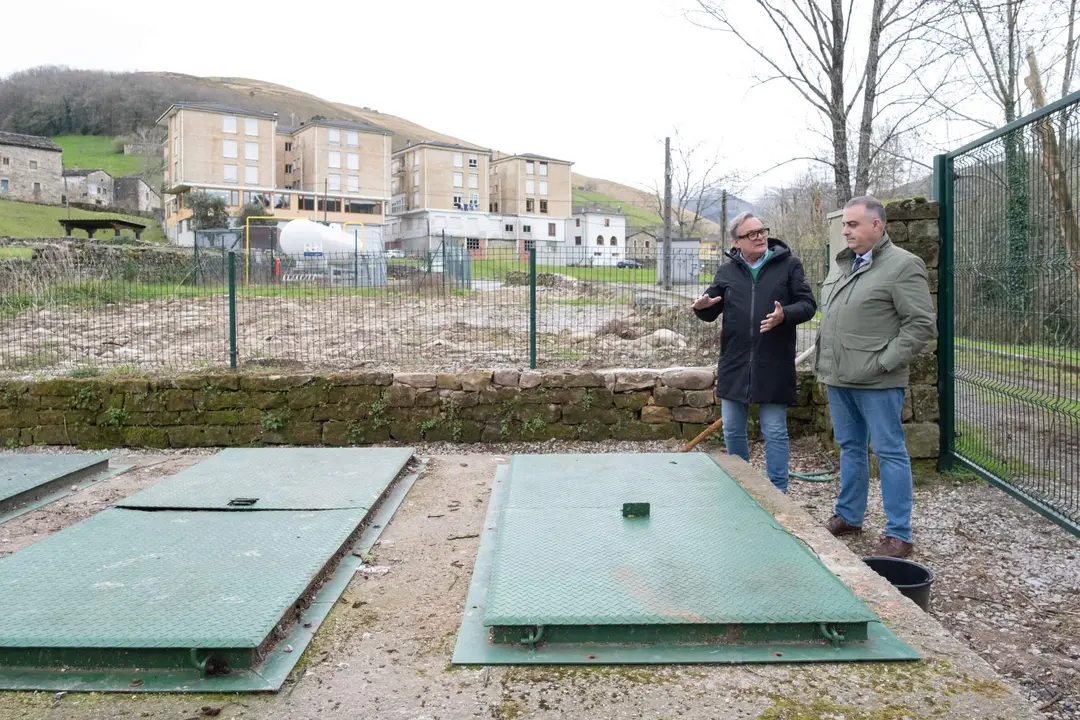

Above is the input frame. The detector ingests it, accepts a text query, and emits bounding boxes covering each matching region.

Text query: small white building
[566,205,627,266]
[63,168,114,207]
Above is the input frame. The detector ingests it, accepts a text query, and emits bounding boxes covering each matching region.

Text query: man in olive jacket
[814,195,936,558]
[694,212,817,493]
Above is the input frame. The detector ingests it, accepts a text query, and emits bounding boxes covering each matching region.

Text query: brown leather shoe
[873,536,913,558]
[825,514,862,536]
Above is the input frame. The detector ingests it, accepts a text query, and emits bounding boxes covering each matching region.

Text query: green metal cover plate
[452,463,920,665]
[484,453,876,628]
[0,453,110,511]
[116,447,414,510]
[0,507,366,656]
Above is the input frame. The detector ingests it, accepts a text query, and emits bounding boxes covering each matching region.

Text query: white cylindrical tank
[277,219,387,286]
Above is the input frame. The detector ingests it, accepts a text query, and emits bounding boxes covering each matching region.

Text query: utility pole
[662,136,673,290]
[719,189,728,257]
[323,178,328,224]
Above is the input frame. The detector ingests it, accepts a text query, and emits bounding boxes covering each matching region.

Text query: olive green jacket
[813,234,936,389]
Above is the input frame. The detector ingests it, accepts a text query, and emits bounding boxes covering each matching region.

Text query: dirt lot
[0,281,816,377]
[0,439,1066,719]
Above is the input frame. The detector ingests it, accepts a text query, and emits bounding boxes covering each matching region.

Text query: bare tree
[691,0,950,203]
[650,130,735,238]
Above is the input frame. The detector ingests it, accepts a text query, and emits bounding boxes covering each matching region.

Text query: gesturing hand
[692,293,723,311]
[760,301,785,332]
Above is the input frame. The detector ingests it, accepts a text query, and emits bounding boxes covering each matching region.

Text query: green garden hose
[789,453,837,483]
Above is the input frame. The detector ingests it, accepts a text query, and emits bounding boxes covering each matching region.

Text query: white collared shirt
[852,249,873,272]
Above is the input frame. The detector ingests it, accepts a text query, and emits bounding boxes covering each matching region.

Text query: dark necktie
[852,256,866,273]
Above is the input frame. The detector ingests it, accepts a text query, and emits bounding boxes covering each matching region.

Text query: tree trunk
[854,0,886,196]
[830,0,853,202]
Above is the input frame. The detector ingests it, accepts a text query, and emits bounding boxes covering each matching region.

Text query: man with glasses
[692,213,817,493]
[814,196,936,558]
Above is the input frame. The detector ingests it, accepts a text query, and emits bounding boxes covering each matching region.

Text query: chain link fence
[0,243,829,377]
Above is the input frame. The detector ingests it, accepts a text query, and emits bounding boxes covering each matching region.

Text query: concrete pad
[0,451,1040,719]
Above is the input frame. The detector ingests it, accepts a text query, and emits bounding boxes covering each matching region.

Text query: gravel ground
[750,437,1080,719]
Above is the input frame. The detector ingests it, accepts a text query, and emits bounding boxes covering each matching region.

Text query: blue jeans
[720,399,790,493]
[826,386,913,543]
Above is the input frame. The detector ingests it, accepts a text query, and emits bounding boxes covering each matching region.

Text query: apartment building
[386,141,493,252]
[159,103,392,244]
[488,153,573,255]
[0,131,63,205]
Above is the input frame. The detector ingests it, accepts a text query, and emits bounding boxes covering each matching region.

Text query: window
[224,116,237,133]
[347,153,359,170]
[413,153,419,167]
[526,161,534,175]
[0,179,7,192]
[453,152,463,168]
[317,198,342,213]
[348,175,359,192]
[539,181,548,195]
[467,238,480,250]
[575,218,581,227]
[610,236,618,246]
[523,225,532,234]
[346,200,377,214]
[328,173,341,191]
[299,196,316,211]
[469,173,478,189]
[285,163,294,174]
[468,154,478,168]
[414,170,421,186]
[274,194,290,209]
[245,118,258,136]
[539,162,548,176]
[526,198,534,212]
[604,218,610,227]
[284,141,293,152]
[526,179,535,194]
[224,165,238,183]
[645,240,651,248]
[492,202,498,212]
[548,223,556,237]
[33,182,41,193]
[29,160,37,170]
[245,166,259,184]
[223,140,238,158]
[540,200,548,214]
[230,190,240,206]
[575,236,582,245]
[1,157,7,166]
[328,151,341,168]
[597,235,605,245]
[347,131,359,146]
[329,128,340,144]
[505,224,514,232]
[173,137,179,156]
[453,194,464,207]
[524,239,535,251]
[470,193,479,207]
[453,172,463,188]
[412,191,420,206]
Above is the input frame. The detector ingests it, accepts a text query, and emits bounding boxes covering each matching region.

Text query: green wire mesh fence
[0,243,829,377]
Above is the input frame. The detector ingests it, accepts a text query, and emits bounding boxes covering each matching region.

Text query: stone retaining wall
[0,368,824,450]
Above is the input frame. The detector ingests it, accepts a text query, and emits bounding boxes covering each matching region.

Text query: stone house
[63,168,115,207]
[114,175,162,215]
[626,228,657,261]
[0,131,64,205]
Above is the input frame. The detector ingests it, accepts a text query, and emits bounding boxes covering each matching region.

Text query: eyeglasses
[737,227,769,240]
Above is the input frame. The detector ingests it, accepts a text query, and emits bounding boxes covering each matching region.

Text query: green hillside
[0,199,165,243]
[572,188,662,231]
[51,136,145,177]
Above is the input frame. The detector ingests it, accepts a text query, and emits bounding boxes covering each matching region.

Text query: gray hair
[844,195,887,225]
[727,211,759,241]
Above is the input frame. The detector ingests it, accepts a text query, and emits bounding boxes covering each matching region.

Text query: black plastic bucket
[862,556,934,611]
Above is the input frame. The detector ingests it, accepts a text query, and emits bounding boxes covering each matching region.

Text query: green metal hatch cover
[452,454,919,664]
[0,453,110,513]
[115,447,414,510]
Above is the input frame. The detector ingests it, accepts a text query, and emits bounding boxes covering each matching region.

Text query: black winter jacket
[693,238,817,406]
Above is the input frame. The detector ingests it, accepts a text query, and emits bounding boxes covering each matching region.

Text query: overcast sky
[0,0,1000,201]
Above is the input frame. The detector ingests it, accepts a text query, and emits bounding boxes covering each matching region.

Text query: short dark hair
[844,195,886,225]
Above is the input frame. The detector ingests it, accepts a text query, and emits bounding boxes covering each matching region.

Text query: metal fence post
[227,251,238,370]
[933,153,955,471]
[193,240,199,287]
[529,247,537,369]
